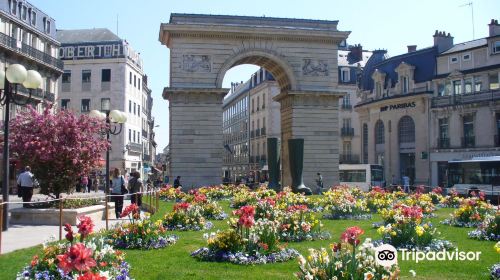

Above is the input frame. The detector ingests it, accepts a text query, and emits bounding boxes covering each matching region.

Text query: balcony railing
[17,87,55,102]
[341,104,352,110]
[431,89,500,108]
[437,137,450,149]
[128,143,142,153]
[341,127,354,137]
[340,154,360,164]
[261,127,266,136]
[461,136,475,148]
[0,32,63,70]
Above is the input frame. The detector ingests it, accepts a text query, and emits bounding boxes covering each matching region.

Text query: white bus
[339,164,385,191]
[447,156,500,197]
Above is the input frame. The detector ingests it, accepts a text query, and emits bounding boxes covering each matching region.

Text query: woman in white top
[111,168,126,218]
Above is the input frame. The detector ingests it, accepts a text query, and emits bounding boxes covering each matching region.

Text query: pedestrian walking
[17,166,36,207]
[316,172,324,194]
[87,176,93,193]
[402,174,410,193]
[111,168,127,218]
[80,175,89,193]
[129,171,144,206]
[173,176,182,188]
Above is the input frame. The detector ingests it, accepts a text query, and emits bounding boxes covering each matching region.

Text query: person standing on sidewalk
[17,166,35,207]
[129,171,143,206]
[111,168,126,218]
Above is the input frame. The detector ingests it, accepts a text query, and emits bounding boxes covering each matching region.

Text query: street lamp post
[0,64,42,231]
[89,99,127,195]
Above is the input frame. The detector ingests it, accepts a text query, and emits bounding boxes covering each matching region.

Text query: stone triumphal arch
[159,14,349,188]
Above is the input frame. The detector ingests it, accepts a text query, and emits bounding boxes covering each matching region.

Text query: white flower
[409,270,416,277]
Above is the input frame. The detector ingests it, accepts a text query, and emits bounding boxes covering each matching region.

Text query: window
[362,124,368,163]
[450,56,458,63]
[375,120,385,144]
[438,83,446,96]
[341,68,350,82]
[129,129,131,141]
[61,99,70,110]
[474,76,482,92]
[10,0,17,15]
[398,116,415,143]
[133,102,136,115]
[251,99,254,112]
[464,78,472,93]
[343,118,351,129]
[133,131,136,143]
[257,96,260,110]
[138,105,140,115]
[375,82,382,97]
[402,76,409,93]
[31,11,36,26]
[101,69,111,82]
[129,100,132,113]
[342,94,351,106]
[343,141,352,155]
[62,71,71,83]
[463,115,475,147]
[21,5,27,20]
[81,99,90,112]
[463,53,471,61]
[489,73,499,90]
[453,80,462,94]
[439,118,449,148]
[129,72,132,84]
[134,75,136,87]
[262,93,265,109]
[138,79,141,90]
[493,41,500,54]
[82,70,91,83]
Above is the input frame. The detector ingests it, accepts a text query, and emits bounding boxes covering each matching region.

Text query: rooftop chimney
[489,19,500,37]
[348,44,363,63]
[407,45,417,53]
[433,30,454,53]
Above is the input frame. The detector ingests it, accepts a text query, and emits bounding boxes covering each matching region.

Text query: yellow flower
[494,242,500,254]
[390,231,397,236]
[415,226,424,237]
[377,226,386,235]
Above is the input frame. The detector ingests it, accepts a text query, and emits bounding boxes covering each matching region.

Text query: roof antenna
[459,2,475,39]
[116,14,119,36]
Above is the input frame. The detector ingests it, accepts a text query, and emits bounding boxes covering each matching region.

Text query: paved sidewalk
[1,192,135,254]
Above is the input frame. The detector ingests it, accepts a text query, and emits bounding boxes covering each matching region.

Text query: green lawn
[0,198,498,279]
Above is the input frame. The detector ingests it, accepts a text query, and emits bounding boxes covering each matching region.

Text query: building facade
[0,0,63,188]
[56,28,153,178]
[429,20,500,187]
[338,44,372,165]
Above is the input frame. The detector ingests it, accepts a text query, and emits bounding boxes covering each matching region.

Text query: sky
[30,0,500,153]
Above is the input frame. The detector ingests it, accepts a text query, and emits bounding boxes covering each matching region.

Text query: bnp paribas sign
[380,102,416,112]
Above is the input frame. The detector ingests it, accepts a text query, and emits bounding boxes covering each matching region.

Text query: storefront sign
[380,102,416,112]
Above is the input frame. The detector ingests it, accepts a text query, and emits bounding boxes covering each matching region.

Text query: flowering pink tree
[8,105,109,198]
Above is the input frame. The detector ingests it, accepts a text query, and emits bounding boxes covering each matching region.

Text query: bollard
[156,191,159,213]
[0,199,3,254]
[105,195,109,231]
[59,199,63,241]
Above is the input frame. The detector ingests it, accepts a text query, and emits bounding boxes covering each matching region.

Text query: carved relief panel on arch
[182,55,212,72]
[302,59,328,76]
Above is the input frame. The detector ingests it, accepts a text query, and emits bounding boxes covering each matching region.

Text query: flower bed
[378,204,454,251]
[468,213,500,241]
[279,205,330,242]
[158,185,185,201]
[106,204,178,250]
[490,242,500,280]
[16,216,131,280]
[191,205,299,265]
[296,226,399,280]
[442,196,494,227]
[322,187,371,220]
[163,203,212,231]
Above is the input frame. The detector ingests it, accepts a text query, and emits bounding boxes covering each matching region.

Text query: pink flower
[56,243,96,273]
[64,223,74,243]
[173,202,191,212]
[341,226,364,246]
[77,216,94,239]
[78,272,106,280]
[121,203,140,218]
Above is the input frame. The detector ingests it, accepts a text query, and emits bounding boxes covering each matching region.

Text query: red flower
[258,242,269,251]
[432,187,443,194]
[286,204,308,213]
[340,226,364,246]
[173,202,191,212]
[64,223,74,243]
[99,261,107,267]
[56,243,96,273]
[371,186,384,193]
[77,216,94,239]
[234,205,255,228]
[77,271,106,280]
[30,255,39,267]
[330,242,341,252]
[121,203,140,218]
